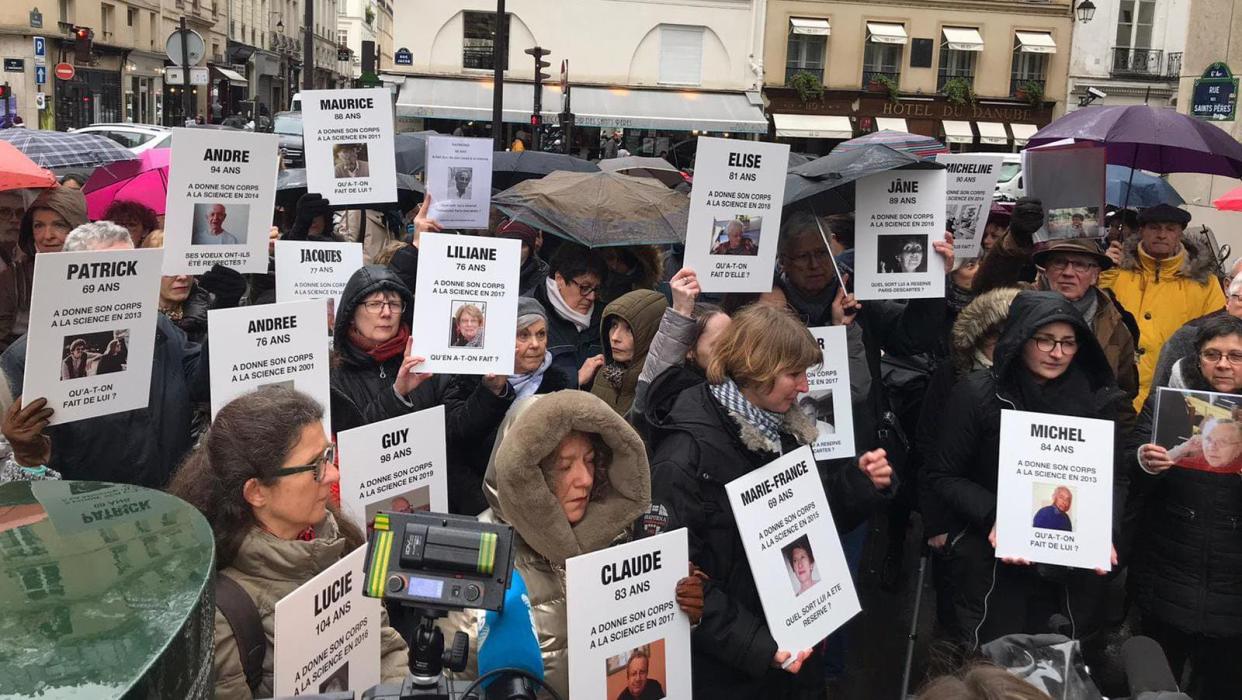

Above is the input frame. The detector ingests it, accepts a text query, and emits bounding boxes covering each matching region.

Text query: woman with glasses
[926,291,1130,653]
[329,265,436,434]
[1130,316,1242,698]
[169,386,410,699]
[531,242,610,387]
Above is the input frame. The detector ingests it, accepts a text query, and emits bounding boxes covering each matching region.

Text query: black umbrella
[492,151,599,191]
[394,130,441,177]
[276,168,424,210]
[787,152,815,169]
[784,144,942,214]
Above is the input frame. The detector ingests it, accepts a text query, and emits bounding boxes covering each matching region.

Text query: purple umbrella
[1028,105,1242,178]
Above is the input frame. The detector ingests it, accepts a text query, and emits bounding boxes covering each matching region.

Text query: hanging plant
[365,6,375,25]
[942,77,976,106]
[788,71,824,104]
[1020,80,1045,106]
[867,74,900,103]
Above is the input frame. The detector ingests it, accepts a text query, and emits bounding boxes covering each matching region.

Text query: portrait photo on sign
[605,639,667,700]
[1031,482,1076,532]
[318,662,349,693]
[60,329,129,381]
[876,235,928,274]
[363,484,432,526]
[947,203,981,239]
[781,534,820,597]
[710,216,761,256]
[798,389,835,436]
[449,300,486,348]
[1153,387,1242,474]
[333,142,370,179]
[258,379,296,391]
[191,202,249,246]
[447,166,473,200]
[1045,206,1101,240]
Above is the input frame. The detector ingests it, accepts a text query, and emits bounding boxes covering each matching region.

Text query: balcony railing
[785,65,824,84]
[937,71,975,92]
[1112,47,1170,79]
[1167,52,1183,78]
[1010,77,1046,98]
[862,70,901,90]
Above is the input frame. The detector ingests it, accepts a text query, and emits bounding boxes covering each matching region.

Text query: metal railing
[1112,47,1166,78]
[937,71,975,92]
[785,66,824,84]
[862,70,901,90]
[1166,52,1183,78]
[1010,77,1046,98]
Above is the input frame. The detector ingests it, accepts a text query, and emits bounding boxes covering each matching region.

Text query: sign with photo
[301,88,398,206]
[337,405,448,531]
[162,128,279,274]
[1025,142,1107,243]
[801,326,855,461]
[207,300,331,429]
[425,136,494,229]
[566,529,692,700]
[24,248,163,424]
[855,169,947,300]
[1152,387,1242,474]
[683,136,790,293]
[411,232,520,375]
[273,547,382,696]
[934,153,1004,261]
[724,445,860,651]
[995,409,1114,571]
[31,481,174,536]
[274,240,364,337]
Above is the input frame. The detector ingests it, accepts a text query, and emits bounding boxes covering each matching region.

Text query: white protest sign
[411,232,520,375]
[725,445,860,651]
[567,529,692,700]
[162,127,279,274]
[274,240,364,337]
[801,326,855,461]
[855,169,947,300]
[995,409,1114,571]
[24,248,163,425]
[934,154,1004,261]
[208,300,331,429]
[426,136,494,229]
[273,547,382,696]
[31,481,174,535]
[338,405,448,530]
[683,137,789,293]
[302,88,398,206]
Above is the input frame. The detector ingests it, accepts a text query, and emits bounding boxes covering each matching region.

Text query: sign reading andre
[1192,62,1238,122]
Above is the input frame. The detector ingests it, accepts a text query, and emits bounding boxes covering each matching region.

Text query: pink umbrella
[83,149,170,220]
[1214,185,1242,212]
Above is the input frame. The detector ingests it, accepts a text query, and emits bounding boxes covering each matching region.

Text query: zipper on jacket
[379,365,386,379]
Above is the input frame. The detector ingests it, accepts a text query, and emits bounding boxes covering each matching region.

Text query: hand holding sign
[933,231,955,272]
[1138,443,1176,473]
[773,649,814,674]
[394,337,432,397]
[2,396,52,467]
[830,274,860,326]
[482,373,509,396]
[669,267,700,317]
[858,449,893,489]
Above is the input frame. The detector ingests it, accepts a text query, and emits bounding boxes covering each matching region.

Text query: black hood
[992,290,1114,389]
[333,265,413,360]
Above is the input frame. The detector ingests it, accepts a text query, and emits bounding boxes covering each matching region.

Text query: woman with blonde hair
[451,303,485,347]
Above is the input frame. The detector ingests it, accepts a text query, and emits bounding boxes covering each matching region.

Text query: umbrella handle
[810,205,848,291]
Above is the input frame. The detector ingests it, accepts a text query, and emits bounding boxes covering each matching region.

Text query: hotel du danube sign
[765,88,1055,128]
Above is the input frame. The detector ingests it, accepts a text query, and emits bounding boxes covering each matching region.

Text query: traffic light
[524,46,551,150]
[73,26,93,64]
[525,46,551,85]
[0,85,8,100]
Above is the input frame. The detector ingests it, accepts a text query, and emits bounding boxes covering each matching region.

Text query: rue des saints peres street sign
[1192,62,1238,121]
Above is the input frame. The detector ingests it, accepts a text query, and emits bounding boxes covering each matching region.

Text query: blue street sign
[1192,62,1238,122]
[395,47,412,66]
[33,36,45,58]
[35,65,46,85]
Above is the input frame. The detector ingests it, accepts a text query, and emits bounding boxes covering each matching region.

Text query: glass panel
[786,32,826,83]
[462,11,510,71]
[1116,0,1135,47]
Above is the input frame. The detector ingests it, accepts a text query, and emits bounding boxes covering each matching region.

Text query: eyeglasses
[361,299,405,315]
[786,249,833,267]
[1032,336,1078,354]
[1229,294,1242,304]
[567,278,599,298]
[1044,258,1099,273]
[1200,350,1242,366]
[273,444,336,482]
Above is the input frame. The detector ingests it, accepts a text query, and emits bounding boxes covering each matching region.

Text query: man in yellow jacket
[1100,204,1224,410]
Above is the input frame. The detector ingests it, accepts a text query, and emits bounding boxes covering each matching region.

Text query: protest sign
[274,240,364,337]
[801,326,855,461]
[24,248,162,425]
[725,445,860,651]
[273,547,382,696]
[934,154,1004,261]
[31,481,173,536]
[425,136,494,229]
[338,405,448,530]
[1025,142,1107,243]
[162,127,279,275]
[208,300,331,428]
[411,232,520,375]
[683,137,790,293]
[995,409,1114,571]
[301,88,398,206]
[567,529,692,700]
[1152,387,1242,474]
[855,169,947,300]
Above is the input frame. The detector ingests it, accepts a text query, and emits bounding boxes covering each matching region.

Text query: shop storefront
[55,67,123,131]
[124,52,165,126]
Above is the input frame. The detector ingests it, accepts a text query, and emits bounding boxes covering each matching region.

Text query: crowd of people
[3,163,1241,700]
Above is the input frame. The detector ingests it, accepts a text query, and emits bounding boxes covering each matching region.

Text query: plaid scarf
[709,378,784,446]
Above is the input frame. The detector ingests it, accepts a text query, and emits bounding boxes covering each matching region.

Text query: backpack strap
[214,573,266,694]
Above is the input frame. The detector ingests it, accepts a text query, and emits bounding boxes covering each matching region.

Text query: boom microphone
[476,569,544,699]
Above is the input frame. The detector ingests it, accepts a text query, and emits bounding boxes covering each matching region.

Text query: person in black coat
[643,304,894,700]
[531,242,608,388]
[1131,316,1242,699]
[925,290,1131,653]
[442,297,577,514]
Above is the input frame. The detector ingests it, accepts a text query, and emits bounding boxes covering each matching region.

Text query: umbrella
[1105,165,1183,209]
[82,149,171,219]
[1212,186,1242,211]
[0,141,56,191]
[0,129,135,169]
[393,130,440,177]
[276,168,425,210]
[784,144,942,213]
[493,170,688,248]
[833,130,948,160]
[598,156,683,188]
[787,152,815,169]
[1028,105,1242,178]
[492,151,599,191]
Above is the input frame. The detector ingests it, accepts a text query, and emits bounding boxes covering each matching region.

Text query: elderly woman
[532,243,609,386]
[1132,316,1242,698]
[442,297,578,514]
[711,220,758,256]
[451,303,485,347]
[786,536,818,596]
[646,303,893,699]
[168,387,409,698]
[102,199,160,247]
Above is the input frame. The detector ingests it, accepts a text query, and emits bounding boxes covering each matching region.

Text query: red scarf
[348,324,410,363]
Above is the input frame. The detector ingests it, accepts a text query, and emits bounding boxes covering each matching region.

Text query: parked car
[273,111,304,168]
[993,154,1024,201]
[72,123,171,154]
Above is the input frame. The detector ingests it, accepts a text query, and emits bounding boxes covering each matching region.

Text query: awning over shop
[211,66,248,84]
[773,113,852,139]
[790,18,831,36]
[875,117,908,132]
[867,22,908,45]
[1015,31,1057,54]
[942,120,974,144]
[1009,123,1039,146]
[977,121,1009,146]
[396,77,560,123]
[943,27,984,52]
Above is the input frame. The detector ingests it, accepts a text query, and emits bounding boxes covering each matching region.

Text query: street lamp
[1076,0,1096,23]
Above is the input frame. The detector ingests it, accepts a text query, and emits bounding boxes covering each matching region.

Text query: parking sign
[33,36,45,58]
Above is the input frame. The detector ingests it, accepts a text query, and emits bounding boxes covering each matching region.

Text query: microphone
[1122,636,1191,699]
[476,568,544,698]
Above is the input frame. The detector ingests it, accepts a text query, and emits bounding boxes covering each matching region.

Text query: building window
[659,25,704,86]
[862,24,905,88]
[1010,37,1050,97]
[462,11,509,71]
[127,7,136,26]
[58,0,73,23]
[1113,0,1161,76]
[937,28,981,91]
[338,29,349,47]
[786,18,828,84]
[101,3,114,41]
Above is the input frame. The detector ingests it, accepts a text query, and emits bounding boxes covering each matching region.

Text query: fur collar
[1117,233,1218,284]
[723,400,820,455]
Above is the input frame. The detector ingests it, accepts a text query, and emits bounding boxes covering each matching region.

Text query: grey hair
[777,210,825,257]
[1229,255,1242,278]
[63,221,135,252]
